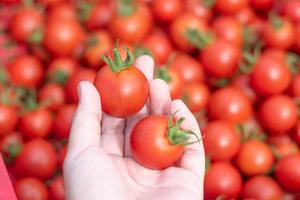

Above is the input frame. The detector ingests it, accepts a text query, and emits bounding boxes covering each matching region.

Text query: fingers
[67,81,102,157]
[134,55,154,81]
[149,79,171,115]
[170,100,205,180]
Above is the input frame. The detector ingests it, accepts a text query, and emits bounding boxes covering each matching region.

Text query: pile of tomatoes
[1,0,300,199]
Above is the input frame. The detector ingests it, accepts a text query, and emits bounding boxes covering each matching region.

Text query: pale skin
[63,56,205,200]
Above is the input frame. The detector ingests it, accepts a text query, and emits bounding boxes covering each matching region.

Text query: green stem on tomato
[156,68,172,83]
[118,0,135,16]
[186,28,213,49]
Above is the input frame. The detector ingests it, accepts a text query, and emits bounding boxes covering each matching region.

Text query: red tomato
[58,145,67,169]
[19,108,53,139]
[37,0,64,7]
[49,176,65,200]
[39,83,65,111]
[184,0,213,21]
[130,115,189,169]
[10,7,44,43]
[275,154,300,192]
[170,13,208,52]
[53,104,76,139]
[47,57,78,85]
[258,95,297,133]
[86,3,113,29]
[290,74,300,97]
[44,19,85,56]
[269,135,299,158]
[263,17,295,50]
[66,68,96,103]
[170,54,205,84]
[183,82,210,113]
[231,74,258,104]
[291,120,300,145]
[94,47,149,118]
[204,162,242,200]
[250,57,291,96]
[235,6,256,25]
[156,67,184,99]
[9,55,43,88]
[261,48,286,63]
[142,29,173,65]
[216,0,248,14]
[236,140,274,176]
[200,39,241,78]
[283,0,300,23]
[203,120,240,161]
[14,139,57,180]
[110,3,153,43]
[0,104,18,136]
[48,3,77,21]
[0,132,22,164]
[242,176,283,200]
[15,178,48,200]
[153,0,183,22]
[84,31,113,69]
[208,87,253,124]
[251,0,273,11]
[212,16,243,47]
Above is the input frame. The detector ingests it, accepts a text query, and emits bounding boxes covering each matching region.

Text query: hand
[63,56,205,200]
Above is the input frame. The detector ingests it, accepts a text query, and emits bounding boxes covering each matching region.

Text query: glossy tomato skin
[110,4,153,43]
[9,55,43,88]
[184,0,213,21]
[170,54,205,84]
[259,95,297,133]
[204,162,242,200]
[242,175,283,200]
[84,31,113,69]
[283,0,300,23]
[153,0,183,22]
[14,139,57,180]
[263,18,296,50]
[183,83,210,113]
[275,154,300,192]
[170,13,208,52]
[10,7,44,43]
[66,68,96,103]
[200,40,241,78]
[19,108,53,139]
[208,87,253,124]
[39,83,66,111]
[251,0,274,11]
[86,3,113,29]
[44,19,85,56]
[164,68,184,100]
[142,29,173,65]
[15,178,48,200]
[250,57,291,96]
[48,3,77,21]
[94,66,149,118]
[212,16,243,47]
[216,0,248,14]
[237,140,274,176]
[53,104,76,139]
[130,115,184,169]
[0,104,18,136]
[203,120,240,161]
[49,176,65,200]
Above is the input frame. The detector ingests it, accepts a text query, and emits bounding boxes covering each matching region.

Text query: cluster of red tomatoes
[1,0,300,199]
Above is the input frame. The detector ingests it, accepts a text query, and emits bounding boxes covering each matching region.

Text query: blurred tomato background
[0,0,300,199]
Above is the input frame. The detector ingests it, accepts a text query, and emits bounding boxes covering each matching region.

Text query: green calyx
[101,42,135,73]
[186,28,213,50]
[118,0,135,16]
[48,70,69,86]
[156,68,172,83]
[167,116,201,146]
[27,29,43,45]
[3,142,22,164]
[78,1,93,21]
[269,13,283,30]
[202,0,216,8]
[239,42,263,74]
[286,52,300,75]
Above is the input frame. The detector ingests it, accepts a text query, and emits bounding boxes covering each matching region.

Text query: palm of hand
[64,56,205,200]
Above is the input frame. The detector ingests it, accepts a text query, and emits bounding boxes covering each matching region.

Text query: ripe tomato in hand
[275,154,300,192]
[110,3,152,43]
[258,95,297,133]
[9,55,44,88]
[19,108,53,139]
[0,104,18,136]
[182,82,210,113]
[53,104,76,139]
[49,176,65,200]
[242,175,283,200]
[236,140,274,176]
[208,87,253,124]
[94,45,149,118]
[131,115,198,169]
[15,178,48,200]
[14,138,57,180]
[204,162,242,200]
[203,120,240,161]
[66,68,96,103]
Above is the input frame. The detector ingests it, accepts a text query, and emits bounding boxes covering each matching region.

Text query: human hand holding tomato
[63,56,205,200]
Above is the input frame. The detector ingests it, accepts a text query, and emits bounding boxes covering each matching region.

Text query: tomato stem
[186,29,213,49]
[156,68,172,83]
[118,0,135,16]
[269,13,283,30]
[101,41,135,73]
